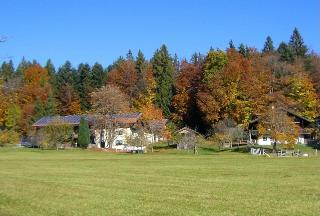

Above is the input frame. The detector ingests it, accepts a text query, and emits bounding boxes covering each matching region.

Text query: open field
[0,148,319,216]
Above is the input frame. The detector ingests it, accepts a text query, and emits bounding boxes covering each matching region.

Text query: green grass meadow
[0,148,319,216]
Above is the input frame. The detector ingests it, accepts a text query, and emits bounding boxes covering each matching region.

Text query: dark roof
[146,119,168,130]
[32,113,143,127]
[279,107,313,123]
[113,112,142,124]
[33,115,85,127]
[249,107,313,125]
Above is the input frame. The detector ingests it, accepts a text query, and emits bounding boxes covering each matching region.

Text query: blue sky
[0,0,319,68]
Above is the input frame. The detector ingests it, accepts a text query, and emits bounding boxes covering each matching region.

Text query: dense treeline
[0,28,320,143]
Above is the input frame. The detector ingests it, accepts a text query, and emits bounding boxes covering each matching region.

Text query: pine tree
[43,92,57,116]
[135,50,147,94]
[173,53,180,76]
[238,43,249,57]
[0,60,14,81]
[76,63,92,111]
[126,49,134,61]
[32,97,44,122]
[78,117,90,149]
[229,40,236,49]
[262,36,274,53]
[57,61,75,88]
[289,27,307,58]
[91,62,105,89]
[151,45,174,117]
[16,57,31,77]
[136,50,146,74]
[278,42,294,62]
[45,59,57,92]
[190,52,204,66]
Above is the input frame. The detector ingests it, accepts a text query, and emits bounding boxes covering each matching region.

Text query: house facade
[248,108,315,146]
[32,113,167,149]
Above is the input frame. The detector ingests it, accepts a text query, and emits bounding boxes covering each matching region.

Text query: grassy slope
[0,148,319,216]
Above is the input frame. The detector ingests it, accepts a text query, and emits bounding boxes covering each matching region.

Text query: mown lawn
[0,148,319,216]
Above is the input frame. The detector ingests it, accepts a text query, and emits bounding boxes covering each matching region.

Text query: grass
[0,148,319,216]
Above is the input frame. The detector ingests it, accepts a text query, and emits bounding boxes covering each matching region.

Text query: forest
[0,27,320,144]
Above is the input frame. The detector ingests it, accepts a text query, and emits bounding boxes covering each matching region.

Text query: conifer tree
[57,61,75,88]
[32,97,44,122]
[45,59,57,92]
[16,57,31,77]
[229,40,235,49]
[91,62,105,89]
[278,42,294,62]
[151,45,175,117]
[43,92,57,116]
[78,117,90,149]
[76,63,92,111]
[0,60,14,81]
[238,43,249,57]
[126,49,134,61]
[262,36,274,53]
[289,27,307,58]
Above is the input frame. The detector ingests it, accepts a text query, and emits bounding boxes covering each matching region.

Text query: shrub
[0,130,20,147]
[78,117,90,149]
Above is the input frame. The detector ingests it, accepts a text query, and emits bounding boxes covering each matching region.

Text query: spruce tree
[289,27,307,58]
[76,63,92,111]
[57,61,75,88]
[190,52,204,66]
[78,117,90,148]
[45,59,57,92]
[32,97,44,122]
[91,62,105,89]
[278,42,294,62]
[135,50,146,74]
[151,44,174,117]
[262,36,274,53]
[229,40,236,49]
[126,49,134,61]
[43,92,57,116]
[0,60,14,81]
[173,53,180,76]
[238,43,249,57]
[135,50,147,94]
[16,57,31,77]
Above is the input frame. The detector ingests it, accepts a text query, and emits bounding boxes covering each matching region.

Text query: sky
[0,0,319,68]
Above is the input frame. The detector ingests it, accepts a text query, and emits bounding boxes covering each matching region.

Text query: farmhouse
[175,127,202,150]
[248,108,315,146]
[32,113,167,149]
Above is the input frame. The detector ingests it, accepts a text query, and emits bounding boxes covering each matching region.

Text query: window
[263,136,268,141]
[115,140,123,145]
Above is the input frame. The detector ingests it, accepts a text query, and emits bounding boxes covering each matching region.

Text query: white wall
[93,128,161,148]
[257,136,272,146]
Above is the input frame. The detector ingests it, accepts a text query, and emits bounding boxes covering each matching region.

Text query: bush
[78,117,90,149]
[0,130,20,147]
[39,118,73,149]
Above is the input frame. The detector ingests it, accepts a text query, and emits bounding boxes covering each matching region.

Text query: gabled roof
[113,112,142,124]
[33,115,86,127]
[32,113,143,127]
[176,127,201,135]
[146,119,168,130]
[279,107,313,123]
[249,107,313,125]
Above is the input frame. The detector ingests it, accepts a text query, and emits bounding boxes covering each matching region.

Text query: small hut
[175,127,201,150]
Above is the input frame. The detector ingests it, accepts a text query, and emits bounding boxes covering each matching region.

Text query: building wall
[93,127,161,149]
[257,136,272,146]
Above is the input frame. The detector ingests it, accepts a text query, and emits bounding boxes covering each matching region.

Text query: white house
[32,113,167,150]
[248,108,315,146]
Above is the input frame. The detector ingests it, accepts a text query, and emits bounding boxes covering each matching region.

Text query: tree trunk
[272,141,277,153]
